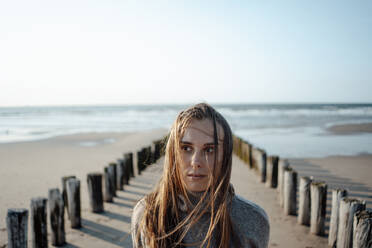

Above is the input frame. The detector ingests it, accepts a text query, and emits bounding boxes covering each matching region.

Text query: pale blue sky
[1,1,371,106]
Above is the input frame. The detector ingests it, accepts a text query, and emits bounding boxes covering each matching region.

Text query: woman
[131,103,270,248]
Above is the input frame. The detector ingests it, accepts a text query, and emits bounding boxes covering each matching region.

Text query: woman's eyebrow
[180,141,192,145]
[180,141,216,146]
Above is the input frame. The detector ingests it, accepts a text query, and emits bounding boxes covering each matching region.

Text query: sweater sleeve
[231,195,270,248]
[131,198,146,248]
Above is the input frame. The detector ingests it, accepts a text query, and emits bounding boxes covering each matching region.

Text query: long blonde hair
[139,103,237,247]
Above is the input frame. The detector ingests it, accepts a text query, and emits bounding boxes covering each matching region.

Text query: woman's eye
[205,147,215,153]
[182,145,192,152]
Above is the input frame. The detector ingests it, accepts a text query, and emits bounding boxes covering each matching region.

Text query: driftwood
[329,188,348,247]
[61,175,76,219]
[298,176,312,226]
[66,178,81,228]
[104,167,114,202]
[310,181,327,236]
[283,168,297,215]
[87,173,104,213]
[278,159,290,207]
[48,188,65,246]
[6,208,28,248]
[266,155,279,188]
[337,198,366,248]
[31,197,48,247]
[353,210,372,248]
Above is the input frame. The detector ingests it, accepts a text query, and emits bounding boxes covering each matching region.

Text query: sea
[1,103,372,158]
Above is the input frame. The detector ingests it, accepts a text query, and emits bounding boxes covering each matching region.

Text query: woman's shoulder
[231,195,269,223]
[230,195,270,248]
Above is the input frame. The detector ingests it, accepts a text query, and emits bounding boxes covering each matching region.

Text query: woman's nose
[191,150,203,168]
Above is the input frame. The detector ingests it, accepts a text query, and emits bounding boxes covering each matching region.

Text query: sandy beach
[0,126,371,247]
[0,129,168,246]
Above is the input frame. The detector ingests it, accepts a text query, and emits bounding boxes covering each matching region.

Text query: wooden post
[283,168,297,215]
[30,197,48,248]
[66,178,81,228]
[48,188,65,246]
[128,152,134,178]
[337,198,366,248]
[124,153,132,184]
[252,147,267,182]
[107,163,116,196]
[145,146,152,166]
[310,181,327,236]
[6,208,28,248]
[137,149,143,175]
[266,155,279,188]
[116,160,125,190]
[353,210,372,248]
[137,148,146,175]
[104,167,114,203]
[108,163,117,196]
[329,188,348,247]
[278,159,290,207]
[61,175,76,219]
[298,176,312,226]
[87,173,104,213]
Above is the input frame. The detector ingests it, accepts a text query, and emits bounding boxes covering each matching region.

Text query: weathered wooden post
[337,198,366,248]
[104,167,114,203]
[87,173,104,213]
[6,208,28,248]
[48,188,65,246]
[246,142,253,169]
[66,178,81,228]
[116,160,125,190]
[145,146,152,166]
[310,181,327,235]
[136,149,142,175]
[31,197,48,247]
[252,147,267,182]
[283,167,297,215]
[298,176,312,225]
[128,152,134,178]
[61,175,76,219]
[124,153,132,184]
[278,159,290,207]
[108,163,117,196]
[108,162,117,196]
[329,188,348,247]
[266,155,279,188]
[353,210,372,248]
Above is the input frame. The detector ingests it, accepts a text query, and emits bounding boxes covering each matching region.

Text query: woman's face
[178,118,224,192]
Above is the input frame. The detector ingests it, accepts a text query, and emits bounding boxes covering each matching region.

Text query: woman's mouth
[187,174,206,180]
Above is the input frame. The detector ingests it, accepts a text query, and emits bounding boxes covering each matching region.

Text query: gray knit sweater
[131,193,270,248]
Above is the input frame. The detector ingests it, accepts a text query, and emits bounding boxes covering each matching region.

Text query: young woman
[131,103,270,248]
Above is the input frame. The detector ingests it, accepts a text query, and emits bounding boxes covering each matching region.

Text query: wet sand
[327,122,372,135]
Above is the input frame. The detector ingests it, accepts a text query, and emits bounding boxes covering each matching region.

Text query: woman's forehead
[181,119,224,143]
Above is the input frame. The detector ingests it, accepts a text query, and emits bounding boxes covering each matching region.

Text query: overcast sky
[1,1,371,106]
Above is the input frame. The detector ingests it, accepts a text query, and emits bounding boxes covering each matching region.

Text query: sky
[0,0,371,106]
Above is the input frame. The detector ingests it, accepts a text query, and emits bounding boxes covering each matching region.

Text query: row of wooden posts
[233,135,371,248]
[5,138,166,248]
